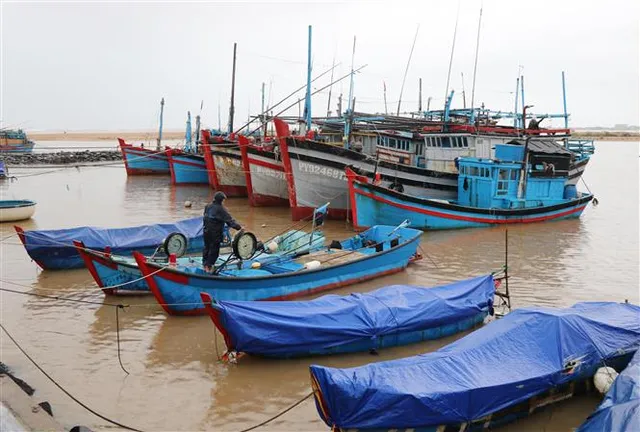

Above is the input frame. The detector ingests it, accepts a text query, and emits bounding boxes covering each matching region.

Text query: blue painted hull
[168,150,209,185]
[349,176,593,231]
[0,141,35,153]
[135,226,422,316]
[119,140,169,175]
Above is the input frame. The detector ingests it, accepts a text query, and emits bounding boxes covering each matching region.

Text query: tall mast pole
[520,74,525,129]
[344,36,356,148]
[397,24,420,116]
[461,72,466,109]
[156,97,164,151]
[562,71,569,148]
[470,2,483,125]
[185,111,192,150]
[304,25,313,130]
[444,1,461,116]
[513,77,520,130]
[228,42,237,134]
[261,82,267,137]
[326,56,336,117]
[418,78,422,113]
[383,81,388,115]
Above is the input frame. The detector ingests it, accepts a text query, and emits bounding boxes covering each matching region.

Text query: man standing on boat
[203,192,242,272]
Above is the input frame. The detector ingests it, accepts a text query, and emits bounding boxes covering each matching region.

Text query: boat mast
[461,72,466,109]
[383,81,388,115]
[185,111,192,151]
[195,105,201,152]
[157,97,164,151]
[343,36,356,148]
[397,24,420,116]
[326,55,336,117]
[520,75,525,129]
[418,78,422,114]
[304,25,313,132]
[470,2,483,125]
[562,71,569,148]
[228,42,237,134]
[443,1,461,127]
[513,77,520,131]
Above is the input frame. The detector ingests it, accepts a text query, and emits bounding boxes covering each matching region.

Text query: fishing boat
[239,135,288,206]
[134,222,423,316]
[347,139,594,230]
[577,350,640,432]
[166,148,209,185]
[118,138,170,175]
[0,200,36,222]
[310,301,640,432]
[200,274,496,359]
[14,217,205,270]
[0,129,35,153]
[76,229,324,295]
[201,130,247,196]
[274,119,458,221]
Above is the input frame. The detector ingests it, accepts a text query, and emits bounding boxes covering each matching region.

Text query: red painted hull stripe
[247,158,285,172]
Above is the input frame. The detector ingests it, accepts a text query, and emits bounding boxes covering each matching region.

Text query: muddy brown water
[1,141,638,431]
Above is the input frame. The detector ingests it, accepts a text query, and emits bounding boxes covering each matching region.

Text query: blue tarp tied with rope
[310,302,640,430]
[18,217,205,270]
[577,350,640,431]
[212,274,495,357]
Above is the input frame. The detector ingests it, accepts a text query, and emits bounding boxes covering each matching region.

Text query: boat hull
[167,149,209,185]
[241,143,289,206]
[0,139,35,153]
[348,171,593,230]
[118,139,169,175]
[135,227,422,316]
[278,135,458,221]
[202,143,247,196]
[0,201,36,222]
[76,246,151,295]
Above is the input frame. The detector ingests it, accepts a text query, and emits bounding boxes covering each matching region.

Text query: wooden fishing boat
[201,130,247,196]
[577,350,640,431]
[76,230,324,295]
[310,301,640,432]
[118,138,170,175]
[0,200,36,222]
[347,140,594,231]
[201,274,496,359]
[0,129,35,153]
[15,217,204,270]
[239,135,288,207]
[135,223,423,316]
[166,148,209,185]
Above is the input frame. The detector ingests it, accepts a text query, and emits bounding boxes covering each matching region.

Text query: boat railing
[566,139,595,156]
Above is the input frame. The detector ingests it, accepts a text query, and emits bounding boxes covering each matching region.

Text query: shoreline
[27,131,185,142]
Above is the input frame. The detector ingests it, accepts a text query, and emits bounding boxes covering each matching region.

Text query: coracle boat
[76,229,324,295]
[201,274,497,359]
[577,349,640,432]
[0,200,36,222]
[15,217,204,270]
[135,223,423,316]
[310,301,640,432]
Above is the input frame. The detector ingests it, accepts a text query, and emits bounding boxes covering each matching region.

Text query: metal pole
[470,2,483,124]
[326,56,336,117]
[261,82,267,137]
[418,78,422,113]
[397,24,420,116]
[461,72,466,109]
[228,43,237,134]
[513,77,519,130]
[562,71,569,148]
[444,2,461,113]
[383,82,388,115]
[157,97,164,151]
[305,25,313,130]
[520,75,525,129]
[344,36,356,148]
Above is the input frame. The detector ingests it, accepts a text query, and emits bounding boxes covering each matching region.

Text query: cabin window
[462,137,469,147]
[470,166,479,176]
[497,169,510,195]
[415,142,424,155]
[510,170,518,180]
[441,137,451,148]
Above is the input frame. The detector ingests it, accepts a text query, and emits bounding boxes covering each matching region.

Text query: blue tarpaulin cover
[310,302,640,430]
[213,274,495,357]
[21,217,204,269]
[577,350,640,432]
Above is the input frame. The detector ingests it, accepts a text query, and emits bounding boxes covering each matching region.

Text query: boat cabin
[457,142,575,209]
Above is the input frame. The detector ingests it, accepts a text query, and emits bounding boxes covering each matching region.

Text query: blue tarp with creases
[19,217,205,270]
[577,350,640,432]
[213,274,495,357]
[310,302,640,430]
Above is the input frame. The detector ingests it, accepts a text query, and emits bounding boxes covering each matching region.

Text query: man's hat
[214,191,227,203]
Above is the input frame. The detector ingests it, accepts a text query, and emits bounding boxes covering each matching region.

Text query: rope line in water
[0,323,145,432]
[237,392,314,432]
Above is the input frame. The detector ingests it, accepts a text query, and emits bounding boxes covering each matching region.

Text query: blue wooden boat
[577,350,640,432]
[347,140,594,230]
[76,230,325,295]
[15,217,204,270]
[201,274,496,359]
[310,301,640,432]
[134,224,423,316]
[118,138,170,175]
[167,148,209,185]
[0,129,35,153]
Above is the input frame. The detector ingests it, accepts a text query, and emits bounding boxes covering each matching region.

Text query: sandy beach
[27,130,185,141]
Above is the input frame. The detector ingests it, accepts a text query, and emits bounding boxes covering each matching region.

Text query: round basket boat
[0,200,36,222]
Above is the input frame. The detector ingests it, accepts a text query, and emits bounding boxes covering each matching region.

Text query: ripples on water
[0,141,638,431]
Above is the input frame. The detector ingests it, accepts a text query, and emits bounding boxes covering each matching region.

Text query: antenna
[444,1,461,111]
[397,24,420,116]
[470,1,483,122]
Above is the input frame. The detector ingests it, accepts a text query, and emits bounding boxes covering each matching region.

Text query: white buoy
[184,200,192,208]
[594,367,618,394]
[267,241,279,253]
[304,260,321,270]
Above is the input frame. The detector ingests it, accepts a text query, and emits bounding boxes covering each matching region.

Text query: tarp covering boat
[310,302,640,431]
[16,217,204,270]
[206,274,495,357]
[577,350,640,432]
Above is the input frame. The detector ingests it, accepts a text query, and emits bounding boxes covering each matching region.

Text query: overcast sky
[1,0,638,132]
